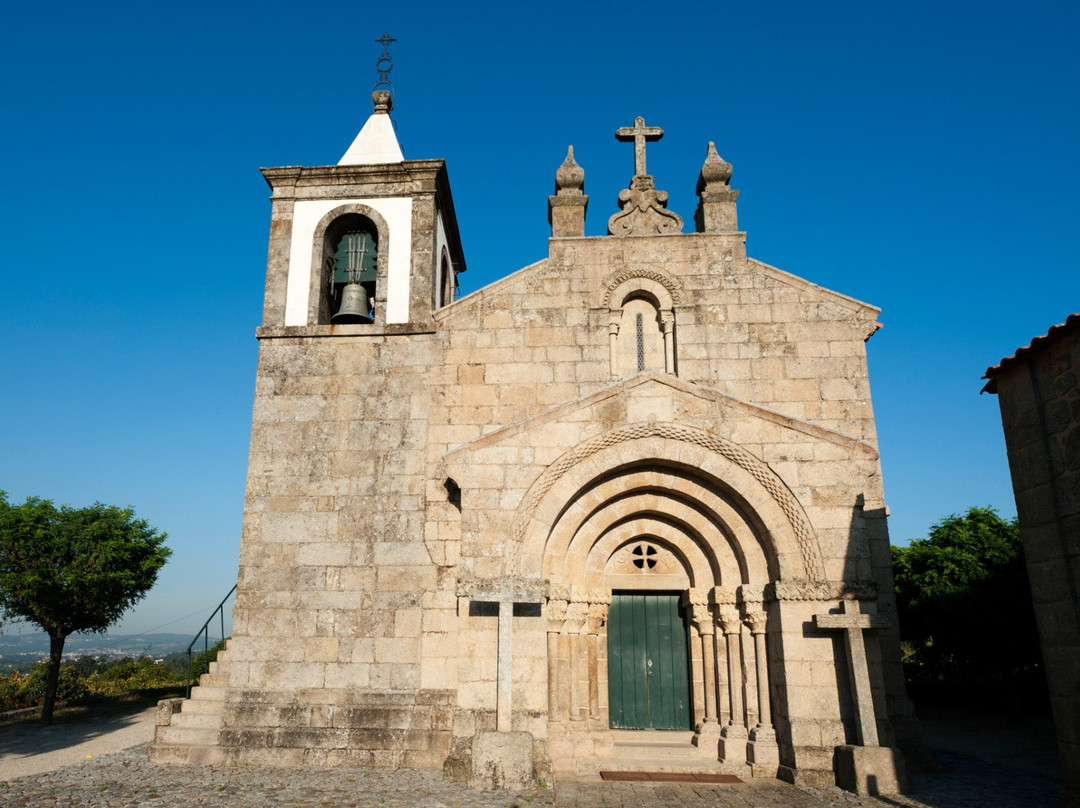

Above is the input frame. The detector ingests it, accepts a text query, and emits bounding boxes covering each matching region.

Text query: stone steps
[150,641,232,764]
[577,730,750,777]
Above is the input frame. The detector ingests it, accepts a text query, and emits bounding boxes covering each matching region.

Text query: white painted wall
[285,198,414,326]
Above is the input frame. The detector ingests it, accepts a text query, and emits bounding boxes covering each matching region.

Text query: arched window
[440,250,454,308]
[320,214,378,324]
[618,296,665,374]
[603,273,679,377]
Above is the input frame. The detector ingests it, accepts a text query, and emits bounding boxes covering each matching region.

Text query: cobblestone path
[0,742,1065,808]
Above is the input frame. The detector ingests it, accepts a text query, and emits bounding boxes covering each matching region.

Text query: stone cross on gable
[459,578,546,732]
[616,116,664,177]
[814,599,891,747]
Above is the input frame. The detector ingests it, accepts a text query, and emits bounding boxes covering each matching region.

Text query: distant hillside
[0,632,223,670]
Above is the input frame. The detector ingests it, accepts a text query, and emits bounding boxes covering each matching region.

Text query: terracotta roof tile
[982,312,1080,393]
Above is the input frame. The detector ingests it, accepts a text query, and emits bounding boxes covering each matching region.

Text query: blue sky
[1,1,1078,637]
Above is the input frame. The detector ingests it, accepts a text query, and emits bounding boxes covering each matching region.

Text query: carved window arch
[603,274,679,377]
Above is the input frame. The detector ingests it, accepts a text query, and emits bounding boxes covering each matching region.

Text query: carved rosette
[607,540,681,576]
[607,175,684,236]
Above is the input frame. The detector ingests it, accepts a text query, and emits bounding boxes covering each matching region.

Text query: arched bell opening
[319,213,378,324]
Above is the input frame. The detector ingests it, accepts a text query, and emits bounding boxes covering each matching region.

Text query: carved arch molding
[512,422,826,581]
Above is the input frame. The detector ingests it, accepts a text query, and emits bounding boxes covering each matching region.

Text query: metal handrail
[185,584,237,697]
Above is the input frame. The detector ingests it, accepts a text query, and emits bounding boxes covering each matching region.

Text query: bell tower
[257,43,465,333]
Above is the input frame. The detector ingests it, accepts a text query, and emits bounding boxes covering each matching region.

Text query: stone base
[718,725,747,764]
[693,722,722,758]
[468,731,535,791]
[834,745,908,796]
[747,726,779,776]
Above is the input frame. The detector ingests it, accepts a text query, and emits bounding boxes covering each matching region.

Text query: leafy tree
[892,507,1041,696]
[0,492,170,723]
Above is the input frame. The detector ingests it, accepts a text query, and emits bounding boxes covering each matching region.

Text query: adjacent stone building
[152,91,919,792]
[984,314,1080,807]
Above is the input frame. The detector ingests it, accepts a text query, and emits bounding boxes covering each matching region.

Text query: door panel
[607,592,691,730]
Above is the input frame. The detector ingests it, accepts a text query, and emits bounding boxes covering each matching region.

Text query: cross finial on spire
[374,31,396,91]
[616,116,664,177]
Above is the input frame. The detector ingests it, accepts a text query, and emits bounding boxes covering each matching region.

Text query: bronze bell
[332,283,373,324]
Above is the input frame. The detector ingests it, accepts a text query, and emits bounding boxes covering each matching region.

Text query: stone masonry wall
[992,326,1080,800]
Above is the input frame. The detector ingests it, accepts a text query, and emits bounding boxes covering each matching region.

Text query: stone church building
[153,89,918,791]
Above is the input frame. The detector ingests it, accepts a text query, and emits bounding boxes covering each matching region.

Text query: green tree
[892,506,1040,689]
[0,492,170,723]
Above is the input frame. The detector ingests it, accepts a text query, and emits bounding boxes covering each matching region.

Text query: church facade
[152,90,918,790]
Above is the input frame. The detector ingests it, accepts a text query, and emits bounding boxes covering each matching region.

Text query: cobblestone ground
[0,743,1064,808]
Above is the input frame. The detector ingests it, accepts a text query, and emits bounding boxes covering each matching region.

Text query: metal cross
[616,116,664,177]
[375,32,396,86]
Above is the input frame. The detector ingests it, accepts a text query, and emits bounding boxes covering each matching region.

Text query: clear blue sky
[2,1,1077,637]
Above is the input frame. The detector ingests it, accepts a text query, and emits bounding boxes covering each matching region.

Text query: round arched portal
[518,424,812,770]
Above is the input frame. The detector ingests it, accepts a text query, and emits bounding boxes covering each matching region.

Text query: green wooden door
[607,592,692,730]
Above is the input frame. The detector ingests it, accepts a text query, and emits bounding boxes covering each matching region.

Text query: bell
[332,283,373,324]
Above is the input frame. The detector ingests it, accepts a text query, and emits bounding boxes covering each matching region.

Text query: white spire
[339,91,403,165]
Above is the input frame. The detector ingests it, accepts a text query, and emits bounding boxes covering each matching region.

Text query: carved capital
[565,600,589,635]
[547,598,568,632]
[716,604,742,635]
[743,608,768,635]
[690,604,715,635]
[586,601,609,634]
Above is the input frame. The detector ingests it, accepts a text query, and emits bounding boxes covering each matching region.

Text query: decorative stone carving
[716,604,742,635]
[694,141,739,233]
[549,146,588,238]
[607,540,680,575]
[607,117,683,236]
[743,608,768,636]
[608,175,684,236]
[769,580,878,602]
[512,422,826,582]
[546,598,568,632]
[710,585,738,606]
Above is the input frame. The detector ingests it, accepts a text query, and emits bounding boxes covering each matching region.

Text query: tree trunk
[41,632,66,725]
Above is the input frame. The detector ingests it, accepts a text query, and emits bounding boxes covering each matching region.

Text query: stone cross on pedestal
[459,578,546,732]
[616,116,664,177]
[813,599,890,746]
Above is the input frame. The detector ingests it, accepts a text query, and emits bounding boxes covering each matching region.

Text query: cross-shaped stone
[813,599,891,746]
[616,116,664,177]
[460,579,546,732]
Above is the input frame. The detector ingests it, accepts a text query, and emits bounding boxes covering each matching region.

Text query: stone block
[834,745,908,796]
[468,731,536,791]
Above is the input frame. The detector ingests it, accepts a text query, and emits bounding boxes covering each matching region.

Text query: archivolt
[511,422,825,581]
[600,269,684,308]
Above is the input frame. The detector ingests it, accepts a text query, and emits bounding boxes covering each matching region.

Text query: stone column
[586,600,608,721]
[565,599,589,722]
[743,607,779,773]
[608,315,620,377]
[548,146,588,238]
[660,311,675,375]
[717,603,747,763]
[546,597,568,721]
[689,594,721,758]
